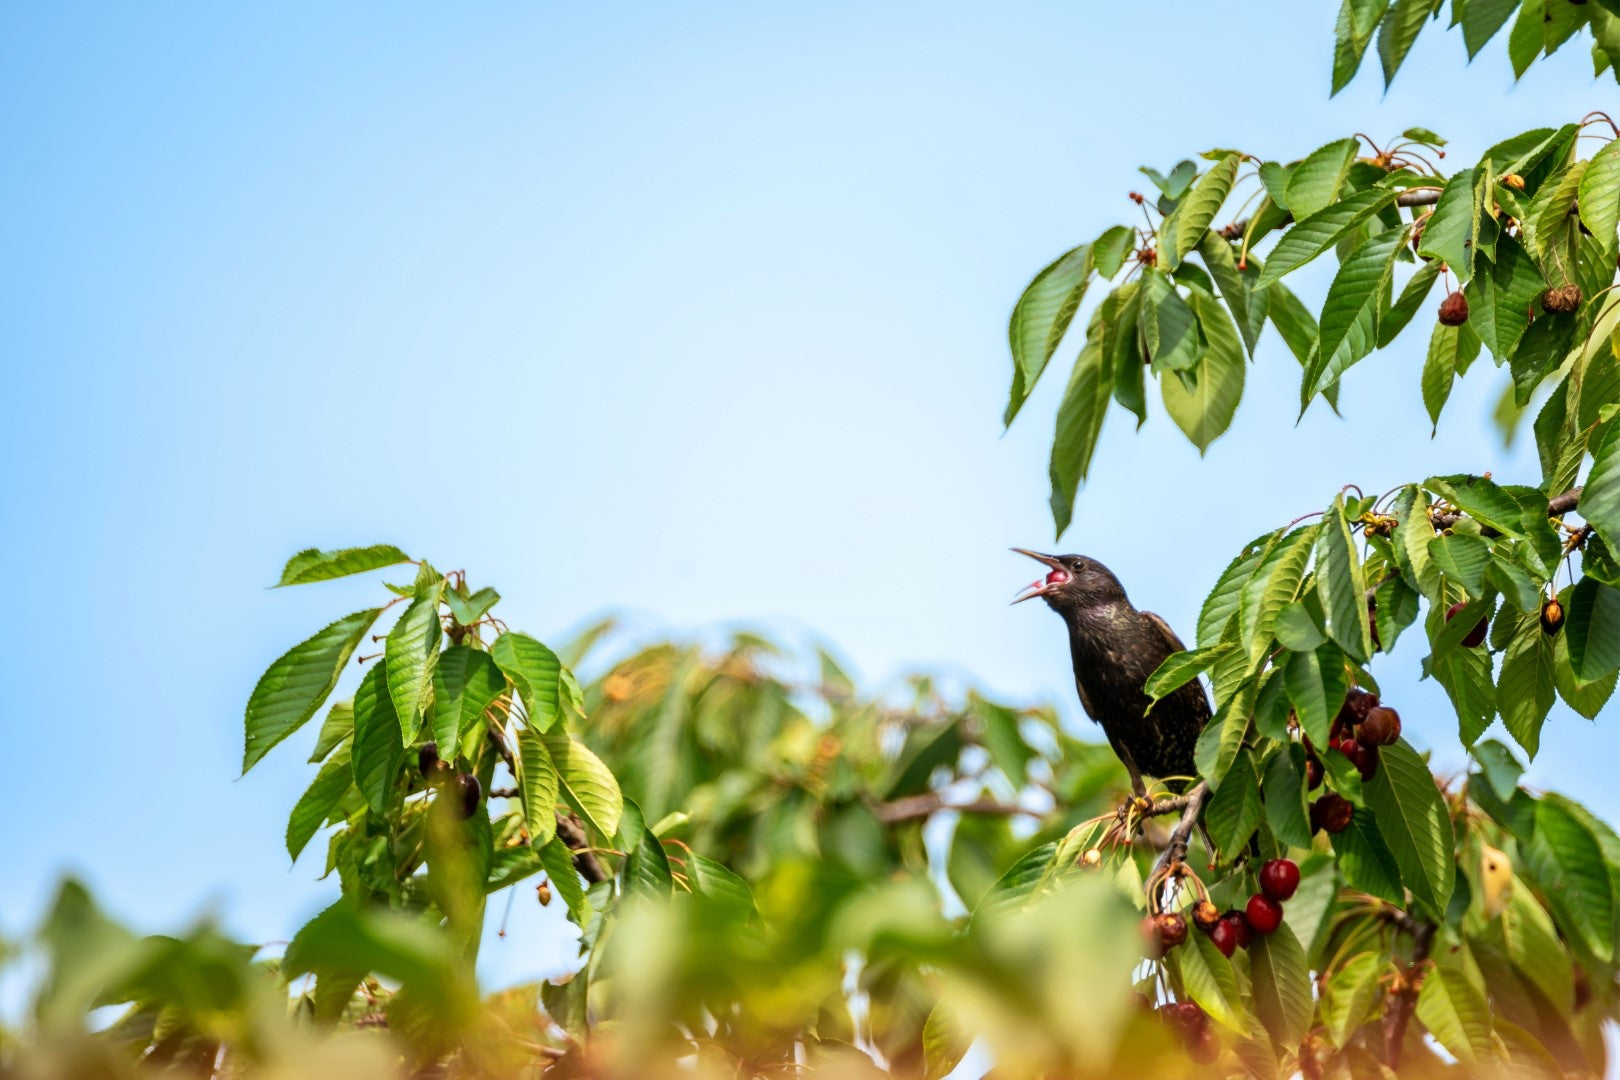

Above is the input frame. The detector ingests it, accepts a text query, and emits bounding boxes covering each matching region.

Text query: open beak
[1010,548,1069,604]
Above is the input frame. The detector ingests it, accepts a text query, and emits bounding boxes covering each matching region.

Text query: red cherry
[1208,919,1237,957]
[1166,1000,1207,1035]
[1258,859,1300,902]
[1246,893,1284,934]
[1221,911,1253,949]
[1447,602,1488,649]
[1045,569,1070,585]
[1336,737,1360,758]
[1305,755,1324,790]
[1351,741,1380,780]
[1188,1026,1220,1064]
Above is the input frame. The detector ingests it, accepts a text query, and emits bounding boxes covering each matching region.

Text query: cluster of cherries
[1301,688,1400,833]
[418,741,483,820]
[1157,1000,1218,1064]
[1140,858,1300,960]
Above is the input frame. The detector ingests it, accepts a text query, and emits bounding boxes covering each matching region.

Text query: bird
[1011,549,1210,800]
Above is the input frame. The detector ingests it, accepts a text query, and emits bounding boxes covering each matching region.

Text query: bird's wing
[1141,610,1190,653]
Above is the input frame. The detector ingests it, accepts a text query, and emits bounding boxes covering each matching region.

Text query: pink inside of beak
[1046,570,1070,585]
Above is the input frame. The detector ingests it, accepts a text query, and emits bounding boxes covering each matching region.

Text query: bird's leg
[1110,739,1154,820]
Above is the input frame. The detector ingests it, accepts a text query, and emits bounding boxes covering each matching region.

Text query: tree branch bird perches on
[1012,549,1211,803]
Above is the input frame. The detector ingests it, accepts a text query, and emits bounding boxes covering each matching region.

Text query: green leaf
[1257,186,1400,289]
[974,697,1035,786]
[1285,139,1361,219]
[1499,613,1556,758]
[1378,257,1441,346]
[1429,639,1496,745]
[1427,533,1492,597]
[1317,495,1374,660]
[1377,0,1438,86]
[1105,285,1148,426]
[445,586,500,627]
[1427,473,1526,537]
[1524,794,1615,962]
[1165,929,1250,1033]
[1525,160,1586,270]
[1418,167,1483,283]
[1196,677,1257,788]
[1331,807,1404,903]
[309,701,354,764]
[1205,749,1262,857]
[1471,740,1524,801]
[287,747,353,861]
[1199,532,1280,647]
[1393,485,1442,600]
[1161,290,1244,455]
[1333,0,1393,93]
[1362,740,1455,917]
[1415,940,1493,1063]
[491,633,564,733]
[1304,227,1406,406]
[1578,138,1620,264]
[1049,339,1113,537]
[1554,628,1619,718]
[1167,153,1240,269]
[541,735,623,839]
[1240,527,1318,666]
[537,837,590,926]
[1006,243,1094,425]
[1286,644,1349,749]
[1264,743,1313,850]
[1462,0,1520,56]
[1503,877,1574,1010]
[1565,575,1620,681]
[243,608,380,773]
[1197,232,1267,356]
[1139,269,1201,375]
[1374,572,1422,653]
[618,801,672,899]
[1249,924,1312,1047]
[687,853,755,914]
[1275,601,1326,651]
[429,646,506,762]
[275,545,410,587]
[1267,281,1321,368]
[385,589,444,744]
[1323,951,1385,1047]
[352,663,404,816]
[1581,421,1620,550]
[922,1002,970,1080]
[1144,642,1234,703]
[1094,224,1135,279]
[516,726,560,848]
[1464,232,1546,359]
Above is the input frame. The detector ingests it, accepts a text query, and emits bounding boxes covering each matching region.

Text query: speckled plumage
[1016,552,1210,792]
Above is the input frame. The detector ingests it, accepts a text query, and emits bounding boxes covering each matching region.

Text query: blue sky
[1,1,1614,1005]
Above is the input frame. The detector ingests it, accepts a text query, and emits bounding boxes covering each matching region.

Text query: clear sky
[1,0,1614,1011]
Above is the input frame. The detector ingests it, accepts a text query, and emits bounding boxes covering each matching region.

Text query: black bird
[1012,549,1211,798]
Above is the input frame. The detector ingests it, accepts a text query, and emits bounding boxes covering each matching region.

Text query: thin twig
[874,792,1041,823]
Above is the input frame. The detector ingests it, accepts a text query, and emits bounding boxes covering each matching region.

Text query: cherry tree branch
[874,792,1040,823]
[484,717,610,884]
[1379,914,1435,1069]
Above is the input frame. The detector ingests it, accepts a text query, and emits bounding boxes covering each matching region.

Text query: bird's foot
[1115,793,1155,823]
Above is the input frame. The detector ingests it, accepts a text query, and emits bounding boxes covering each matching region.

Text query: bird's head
[1010,549,1128,612]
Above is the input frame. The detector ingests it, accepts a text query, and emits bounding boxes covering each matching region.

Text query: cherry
[1312,793,1355,834]
[1246,893,1284,934]
[1139,916,1164,959]
[1305,755,1324,790]
[418,741,452,783]
[1438,291,1469,326]
[1221,910,1253,949]
[1154,912,1188,949]
[452,772,482,820]
[1190,900,1222,933]
[1541,284,1582,314]
[1343,688,1379,723]
[1259,859,1300,902]
[1358,706,1401,747]
[1542,598,1565,636]
[1129,990,1153,1012]
[1045,569,1070,585]
[1187,1027,1220,1064]
[1164,1000,1207,1036]
[1446,602,1488,648]
[1335,737,1360,759]
[1208,918,1237,957]
[1351,741,1380,780]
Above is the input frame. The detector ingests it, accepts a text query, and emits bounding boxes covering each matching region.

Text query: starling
[1012,549,1210,796]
